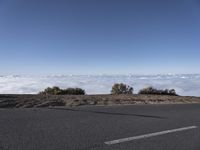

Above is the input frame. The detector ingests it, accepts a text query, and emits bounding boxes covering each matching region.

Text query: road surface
[0,104,200,150]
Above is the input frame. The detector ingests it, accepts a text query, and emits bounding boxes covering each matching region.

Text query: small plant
[138,86,177,96]
[39,87,85,95]
[111,83,133,95]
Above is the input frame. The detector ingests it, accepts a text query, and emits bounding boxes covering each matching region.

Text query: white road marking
[105,126,198,145]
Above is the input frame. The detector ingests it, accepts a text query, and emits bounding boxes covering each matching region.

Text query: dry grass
[0,94,200,108]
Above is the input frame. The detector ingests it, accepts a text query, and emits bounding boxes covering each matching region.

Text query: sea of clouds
[0,74,200,96]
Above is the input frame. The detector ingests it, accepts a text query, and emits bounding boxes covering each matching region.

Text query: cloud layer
[0,74,200,96]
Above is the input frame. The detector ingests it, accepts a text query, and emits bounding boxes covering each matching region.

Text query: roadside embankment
[0,94,200,108]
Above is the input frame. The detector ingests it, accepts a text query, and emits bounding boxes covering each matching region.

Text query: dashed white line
[105,126,198,145]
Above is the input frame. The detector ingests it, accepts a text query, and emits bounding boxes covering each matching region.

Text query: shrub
[111,83,133,95]
[39,87,85,95]
[61,88,85,95]
[41,86,62,95]
[138,86,177,96]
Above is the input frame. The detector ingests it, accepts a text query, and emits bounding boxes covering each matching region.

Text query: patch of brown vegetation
[0,94,200,108]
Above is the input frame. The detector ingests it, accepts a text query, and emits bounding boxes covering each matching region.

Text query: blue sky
[0,0,200,74]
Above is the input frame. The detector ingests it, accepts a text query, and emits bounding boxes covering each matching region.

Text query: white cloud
[0,74,200,96]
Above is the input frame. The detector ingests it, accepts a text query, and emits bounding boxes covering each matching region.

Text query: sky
[0,0,200,75]
[1,74,200,96]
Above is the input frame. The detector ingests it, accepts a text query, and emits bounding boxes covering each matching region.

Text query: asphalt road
[0,104,200,150]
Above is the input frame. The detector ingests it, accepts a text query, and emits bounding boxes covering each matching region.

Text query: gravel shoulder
[0,94,200,108]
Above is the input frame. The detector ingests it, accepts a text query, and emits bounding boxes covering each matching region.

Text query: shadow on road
[50,107,167,119]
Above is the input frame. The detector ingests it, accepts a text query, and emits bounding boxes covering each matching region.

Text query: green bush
[39,86,85,95]
[61,88,85,95]
[138,86,177,96]
[111,83,133,95]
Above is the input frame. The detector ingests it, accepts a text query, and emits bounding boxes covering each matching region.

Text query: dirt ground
[0,94,200,108]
